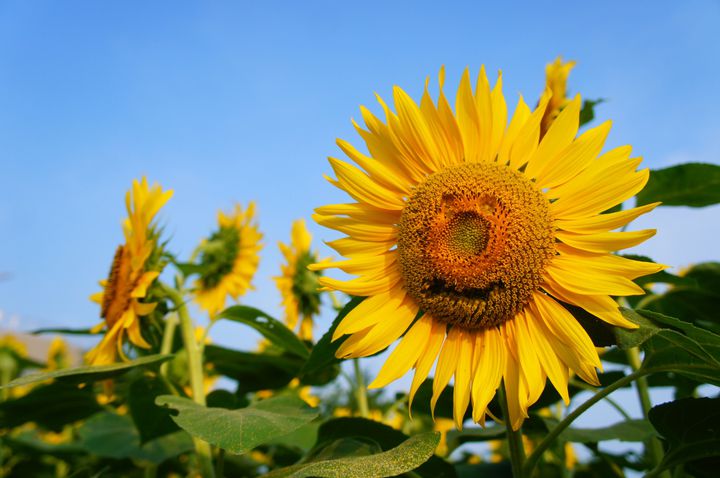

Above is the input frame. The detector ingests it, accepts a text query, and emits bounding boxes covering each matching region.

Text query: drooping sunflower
[312,66,663,430]
[88,178,173,365]
[274,219,324,340]
[194,202,262,316]
[541,57,576,137]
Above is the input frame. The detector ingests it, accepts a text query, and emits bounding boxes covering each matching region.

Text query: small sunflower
[541,57,576,137]
[312,66,663,430]
[274,219,323,340]
[87,178,173,365]
[194,202,262,316]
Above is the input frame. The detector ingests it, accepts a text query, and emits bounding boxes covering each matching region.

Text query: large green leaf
[155,395,318,455]
[0,381,101,431]
[315,418,456,478]
[0,354,173,389]
[560,419,654,443]
[204,345,303,392]
[636,162,720,207]
[216,305,310,359]
[262,432,440,478]
[297,297,362,385]
[77,412,193,464]
[648,397,720,476]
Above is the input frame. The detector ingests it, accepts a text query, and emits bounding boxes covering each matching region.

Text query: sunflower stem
[498,382,526,478]
[353,359,370,418]
[161,283,216,478]
[626,347,668,477]
[523,369,648,477]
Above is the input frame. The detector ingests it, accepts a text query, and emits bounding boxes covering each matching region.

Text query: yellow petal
[408,318,446,413]
[369,314,435,388]
[556,229,657,253]
[335,296,418,358]
[327,158,405,211]
[453,329,475,429]
[471,326,505,424]
[333,286,407,340]
[535,119,610,190]
[525,95,581,181]
[431,327,462,418]
[555,202,660,234]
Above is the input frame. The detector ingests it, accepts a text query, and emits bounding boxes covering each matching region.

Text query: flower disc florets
[397,162,555,329]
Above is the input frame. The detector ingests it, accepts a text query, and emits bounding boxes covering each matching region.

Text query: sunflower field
[2,29,720,478]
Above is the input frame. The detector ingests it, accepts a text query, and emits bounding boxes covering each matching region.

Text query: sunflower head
[314,66,663,430]
[274,219,323,340]
[194,202,262,316]
[87,178,172,366]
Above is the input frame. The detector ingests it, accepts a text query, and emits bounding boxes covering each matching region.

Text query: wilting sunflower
[194,202,262,316]
[312,66,662,430]
[88,178,173,365]
[541,57,576,137]
[274,219,324,340]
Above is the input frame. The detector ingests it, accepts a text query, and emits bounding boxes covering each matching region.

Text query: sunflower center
[397,162,555,329]
[101,245,138,325]
[292,251,323,317]
[199,226,240,289]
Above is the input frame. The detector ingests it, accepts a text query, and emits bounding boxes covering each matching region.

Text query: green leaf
[613,308,661,349]
[648,397,720,475]
[216,305,310,359]
[155,395,319,455]
[127,376,180,443]
[30,327,97,335]
[636,162,720,207]
[560,419,654,443]
[641,262,720,334]
[174,261,205,277]
[0,381,101,431]
[0,354,173,389]
[263,432,440,478]
[77,412,193,463]
[298,297,363,383]
[315,418,456,478]
[579,98,604,127]
[204,345,303,392]
[636,310,720,385]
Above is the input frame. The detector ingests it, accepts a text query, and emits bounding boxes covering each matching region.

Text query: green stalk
[626,347,668,477]
[498,383,526,478]
[353,359,370,418]
[523,369,648,477]
[161,283,216,478]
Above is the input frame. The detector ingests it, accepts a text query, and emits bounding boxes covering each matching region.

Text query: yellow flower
[194,202,263,316]
[87,178,173,365]
[46,337,69,370]
[312,66,662,430]
[541,57,576,137]
[274,219,324,340]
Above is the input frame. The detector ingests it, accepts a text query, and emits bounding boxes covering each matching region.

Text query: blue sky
[1,0,719,364]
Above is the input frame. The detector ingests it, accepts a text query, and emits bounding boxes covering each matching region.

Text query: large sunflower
[194,202,263,316]
[274,219,324,340]
[312,66,662,430]
[88,178,173,365]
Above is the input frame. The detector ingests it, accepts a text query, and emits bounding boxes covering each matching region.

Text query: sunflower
[311,66,663,430]
[87,178,173,365]
[541,57,576,137]
[194,202,262,316]
[274,219,324,340]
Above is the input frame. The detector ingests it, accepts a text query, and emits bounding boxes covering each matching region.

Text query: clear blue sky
[1,0,719,356]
